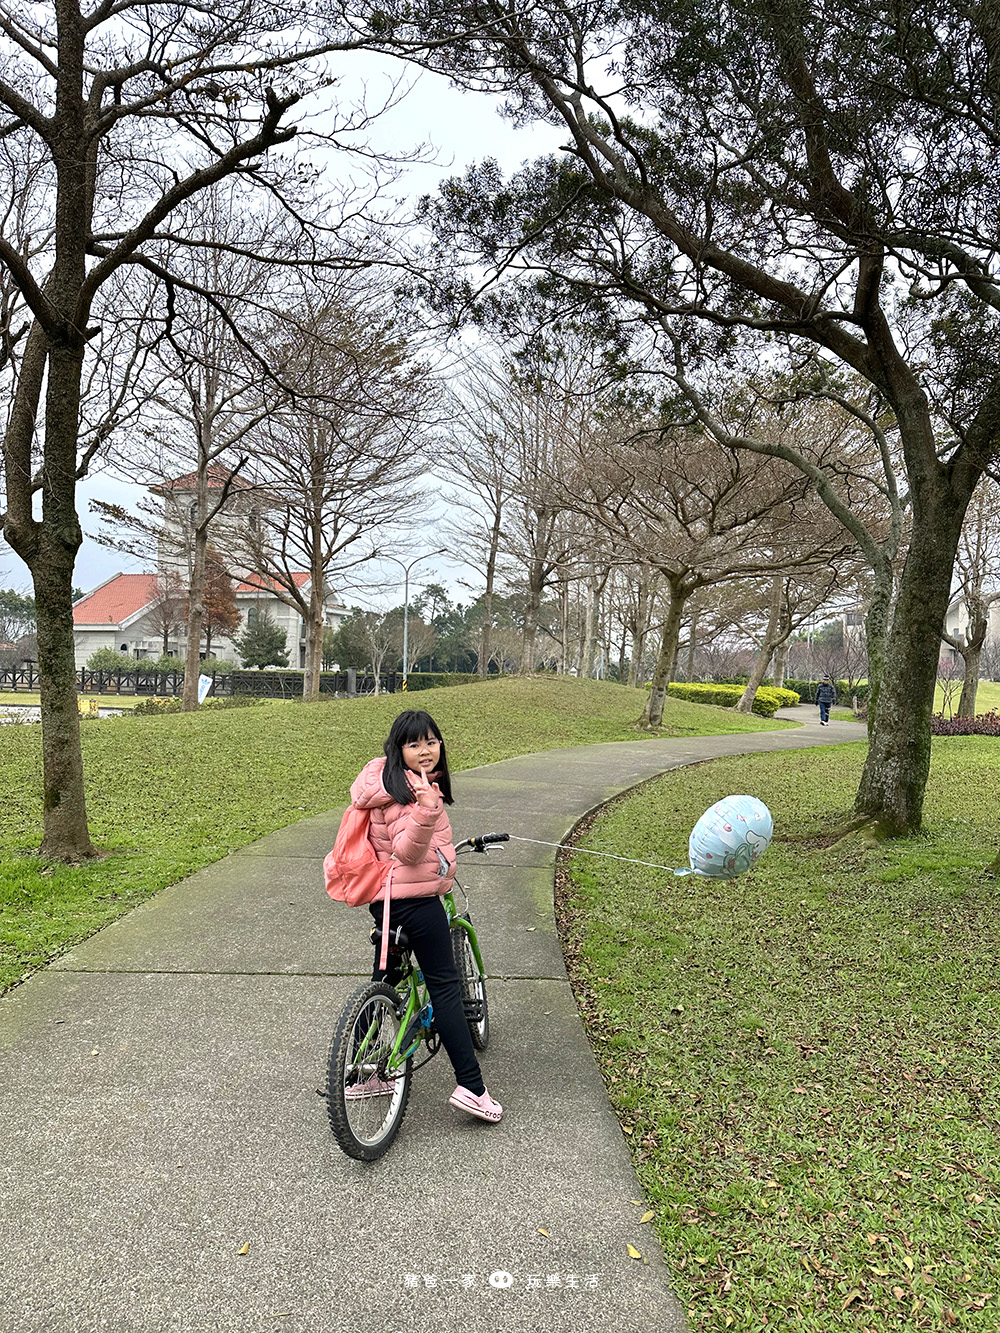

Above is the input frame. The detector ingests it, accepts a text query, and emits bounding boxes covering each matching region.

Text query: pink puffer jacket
[349,756,456,902]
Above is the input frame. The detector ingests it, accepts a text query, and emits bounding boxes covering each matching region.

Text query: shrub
[131,694,263,717]
[930,710,1000,736]
[403,672,482,691]
[150,653,185,672]
[86,642,134,666]
[202,657,236,676]
[86,646,130,672]
[785,678,871,705]
[666,682,789,717]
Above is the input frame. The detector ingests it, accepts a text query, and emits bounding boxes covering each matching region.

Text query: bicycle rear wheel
[327,981,412,1161]
[452,919,489,1051]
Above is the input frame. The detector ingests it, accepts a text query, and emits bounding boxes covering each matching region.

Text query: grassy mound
[0,677,792,993]
[562,737,1000,1331]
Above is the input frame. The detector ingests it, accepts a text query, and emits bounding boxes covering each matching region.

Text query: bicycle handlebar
[454,832,510,855]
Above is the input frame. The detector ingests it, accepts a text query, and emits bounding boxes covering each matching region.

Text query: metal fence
[0,667,400,698]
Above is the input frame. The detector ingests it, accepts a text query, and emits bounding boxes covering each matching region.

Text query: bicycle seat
[371,924,411,952]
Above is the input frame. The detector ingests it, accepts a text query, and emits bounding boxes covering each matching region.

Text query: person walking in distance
[816,676,837,726]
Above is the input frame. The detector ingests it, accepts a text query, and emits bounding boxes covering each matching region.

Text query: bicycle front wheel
[452,919,489,1051]
[327,981,412,1161]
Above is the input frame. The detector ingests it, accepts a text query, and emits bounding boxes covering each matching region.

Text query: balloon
[686,795,773,879]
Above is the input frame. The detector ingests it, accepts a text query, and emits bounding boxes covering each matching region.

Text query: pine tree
[233,611,289,669]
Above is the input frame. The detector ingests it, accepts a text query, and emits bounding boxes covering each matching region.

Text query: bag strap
[378,863,395,973]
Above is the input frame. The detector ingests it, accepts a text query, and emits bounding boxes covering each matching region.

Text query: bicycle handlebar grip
[473,831,510,850]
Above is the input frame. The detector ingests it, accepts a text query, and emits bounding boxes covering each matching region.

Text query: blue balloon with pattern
[686,794,773,878]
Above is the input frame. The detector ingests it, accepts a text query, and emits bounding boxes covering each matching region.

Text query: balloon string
[505,835,703,876]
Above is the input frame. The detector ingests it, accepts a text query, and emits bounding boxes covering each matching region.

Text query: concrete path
[0,708,865,1333]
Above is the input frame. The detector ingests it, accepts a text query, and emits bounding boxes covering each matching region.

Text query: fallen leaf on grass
[841,1290,862,1311]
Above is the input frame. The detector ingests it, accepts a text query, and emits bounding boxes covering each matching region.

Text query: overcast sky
[0,55,564,608]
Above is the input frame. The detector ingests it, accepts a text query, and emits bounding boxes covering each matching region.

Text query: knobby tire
[327,981,412,1161]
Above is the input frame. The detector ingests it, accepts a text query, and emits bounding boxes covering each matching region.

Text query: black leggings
[369,895,485,1097]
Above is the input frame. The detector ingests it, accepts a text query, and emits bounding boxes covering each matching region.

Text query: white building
[72,571,345,669]
[941,595,1000,668]
[72,466,347,669]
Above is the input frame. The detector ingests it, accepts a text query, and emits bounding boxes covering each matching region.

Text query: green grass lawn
[0,692,146,710]
[0,676,793,994]
[561,738,1000,1331]
[825,680,1000,725]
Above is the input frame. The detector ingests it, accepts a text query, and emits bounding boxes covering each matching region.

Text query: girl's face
[401,732,441,774]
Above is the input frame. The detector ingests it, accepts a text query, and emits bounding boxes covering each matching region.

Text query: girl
[348,708,503,1124]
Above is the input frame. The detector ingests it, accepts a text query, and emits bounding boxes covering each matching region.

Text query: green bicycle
[326,831,507,1161]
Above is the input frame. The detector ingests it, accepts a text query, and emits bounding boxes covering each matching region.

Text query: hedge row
[707,676,871,704]
[930,710,1000,736]
[130,696,264,717]
[666,682,800,717]
[784,678,871,705]
[402,672,482,691]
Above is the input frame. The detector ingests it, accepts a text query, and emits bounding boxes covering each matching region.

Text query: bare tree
[439,358,519,678]
[942,479,1000,717]
[145,578,188,657]
[233,289,430,700]
[0,0,433,856]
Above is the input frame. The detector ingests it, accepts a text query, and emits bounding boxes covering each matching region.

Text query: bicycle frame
[378,887,486,1074]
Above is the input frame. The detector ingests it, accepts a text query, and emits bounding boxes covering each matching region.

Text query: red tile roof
[149,464,251,495]
[73,573,160,625]
[236,572,310,593]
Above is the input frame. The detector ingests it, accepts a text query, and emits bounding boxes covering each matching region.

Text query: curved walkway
[0,708,865,1333]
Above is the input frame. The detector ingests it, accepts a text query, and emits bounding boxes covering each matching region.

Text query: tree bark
[521,572,543,674]
[684,605,699,682]
[736,575,783,713]
[33,343,95,858]
[854,491,970,834]
[772,640,789,689]
[181,501,208,710]
[478,513,501,678]
[302,555,325,701]
[957,646,982,718]
[641,577,689,727]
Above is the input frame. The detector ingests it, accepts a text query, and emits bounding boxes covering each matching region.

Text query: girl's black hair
[382,709,454,806]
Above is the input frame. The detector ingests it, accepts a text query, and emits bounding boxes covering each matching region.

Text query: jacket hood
[350,756,394,809]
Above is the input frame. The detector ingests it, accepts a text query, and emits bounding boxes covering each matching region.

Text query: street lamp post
[379,550,446,691]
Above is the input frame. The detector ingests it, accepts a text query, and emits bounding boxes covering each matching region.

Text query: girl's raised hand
[413,765,441,810]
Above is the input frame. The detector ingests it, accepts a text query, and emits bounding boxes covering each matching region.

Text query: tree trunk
[854,494,970,834]
[956,645,981,718]
[736,575,782,713]
[182,524,208,710]
[772,639,789,689]
[685,606,700,682]
[302,570,324,701]
[628,568,655,688]
[641,579,689,728]
[555,580,566,673]
[521,578,542,674]
[34,474,94,858]
[476,503,501,677]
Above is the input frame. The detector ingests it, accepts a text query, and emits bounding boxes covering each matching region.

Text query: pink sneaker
[449,1085,503,1122]
[345,1074,396,1099]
